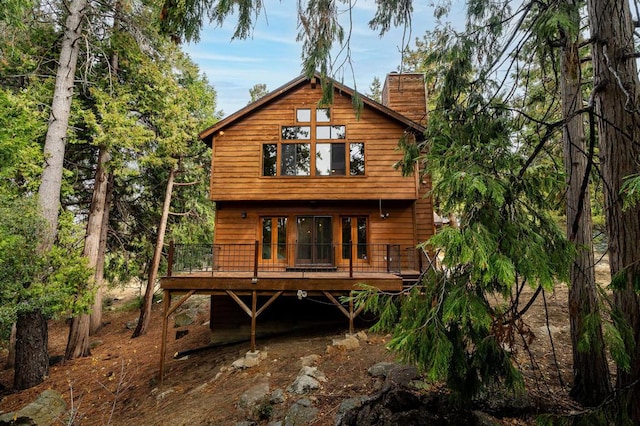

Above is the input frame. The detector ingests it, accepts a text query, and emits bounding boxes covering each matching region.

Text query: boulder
[0,390,66,426]
[238,382,270,411]
[284,398,318,426]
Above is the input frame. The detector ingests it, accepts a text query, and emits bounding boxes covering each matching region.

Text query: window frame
[340,216,369,262]
[261,107,366,177]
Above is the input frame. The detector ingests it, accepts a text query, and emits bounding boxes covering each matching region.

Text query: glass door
[296,216,332,265]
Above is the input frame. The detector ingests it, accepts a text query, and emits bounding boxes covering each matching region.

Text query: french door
[296,216,332,265]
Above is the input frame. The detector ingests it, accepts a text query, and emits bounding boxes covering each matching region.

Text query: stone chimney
[382,72,427,126]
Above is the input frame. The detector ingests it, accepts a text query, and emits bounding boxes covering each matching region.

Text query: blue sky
[184,1,456,116]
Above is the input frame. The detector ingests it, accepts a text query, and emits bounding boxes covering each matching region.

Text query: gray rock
[287,366,326,394]
[0,389,66,426]
[299,354,321,367]
[174,309,197,327]
[367,362,397,378]
[238,382,270,410]
[386,365,419,387]
[334,396,368,424]
[270,388,285,404]
[267,422,283,426]
[284,398,318,426]
[287,374,320,394]
[235,422,256,426]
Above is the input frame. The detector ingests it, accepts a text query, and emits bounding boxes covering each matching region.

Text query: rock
[155,388,175,401]
[270,388,285,404]
[284,398,318,426]
[330,335,360,350]
[232,351,267,370]
[89,340,103,349]
[356,331,369,341]
[299,354,321,367]
[287,374,320,394]
[267,421,283,426]
[238,382,270,410]
[235,421,256,426]
[174,309,197,327]
[299,366,326,382]
[125,320,137,330]
[367,362,397,378]
[385,366,419,387]
[335,396,368,424]
[287,366,327,394]
[0,389,66,426]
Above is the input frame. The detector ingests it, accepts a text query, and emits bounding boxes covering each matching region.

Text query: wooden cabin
[158,72,434,380]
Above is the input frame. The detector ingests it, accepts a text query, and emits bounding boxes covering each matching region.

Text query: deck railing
[167,242,421,277]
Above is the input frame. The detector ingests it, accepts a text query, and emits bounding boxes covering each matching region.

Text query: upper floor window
[262,107,365,177]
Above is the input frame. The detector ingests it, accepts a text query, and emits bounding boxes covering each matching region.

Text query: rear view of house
[158,72,434,380]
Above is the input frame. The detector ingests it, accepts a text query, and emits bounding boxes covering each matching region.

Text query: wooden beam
[159,290,170,384]
[166,290,195,317]
[256,291,283,317]
[226,290,253,317]
[322,291,350,319]
[251,290,257,351]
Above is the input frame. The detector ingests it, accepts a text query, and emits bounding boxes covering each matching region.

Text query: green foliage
[621,174,640,210]
[0,88,46,195]
[158,0,263,43]
[354,6,578,399]
[0,196,92,339]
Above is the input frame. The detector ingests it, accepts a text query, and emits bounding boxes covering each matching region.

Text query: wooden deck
[158,270,408,383]
[161,270,406,293]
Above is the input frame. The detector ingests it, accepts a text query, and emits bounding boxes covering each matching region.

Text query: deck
[158,243,423,382]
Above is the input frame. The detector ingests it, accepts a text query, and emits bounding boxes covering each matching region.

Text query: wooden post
[349,242,353,278]
[386,244,391,273]
[253,241,259,279]
[167,241,174,277]
[159,290,170,384]
[349,292,354,335]
[250,290,257,351]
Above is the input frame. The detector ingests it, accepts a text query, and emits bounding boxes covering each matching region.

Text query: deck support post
[159,289,170,384]
[323,291,366,335]
[159,289,195,384]
[349,293,354,334]
[251,290,257,351]
[253,241,259,280]
[225,289,284,352]
[349,242,353,278]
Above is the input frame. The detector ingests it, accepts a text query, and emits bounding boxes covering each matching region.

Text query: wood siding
[214,201,422,272]
[209,82,418,201]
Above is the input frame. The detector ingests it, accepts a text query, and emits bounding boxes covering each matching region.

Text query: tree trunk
[13,311,48,390]
[90,0,120,335]
[38,0,87,247]
[65,147,110,359]
[587,0,640,420]
[91,171,114,334]
[132,167,176,337]
[560,11,611,405]
[16,0,88,390]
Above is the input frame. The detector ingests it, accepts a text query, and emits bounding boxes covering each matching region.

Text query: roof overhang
[199,73,426,147]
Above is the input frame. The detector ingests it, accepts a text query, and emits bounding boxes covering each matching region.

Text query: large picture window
[316,143,346,176]
[281,143,310,176]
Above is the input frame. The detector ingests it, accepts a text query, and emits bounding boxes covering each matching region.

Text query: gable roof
[199,73,426,147]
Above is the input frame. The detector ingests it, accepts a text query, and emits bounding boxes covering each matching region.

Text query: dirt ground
[0,258,612,425]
